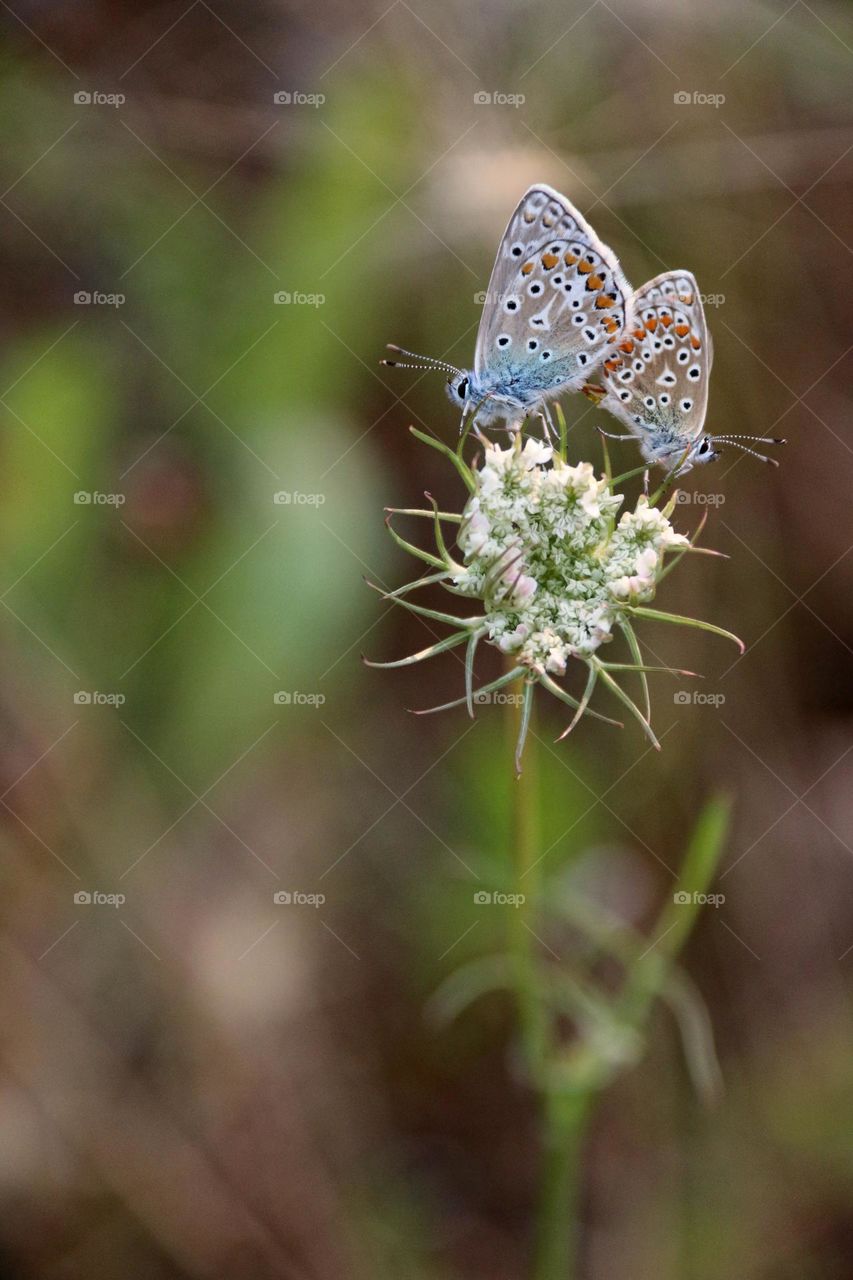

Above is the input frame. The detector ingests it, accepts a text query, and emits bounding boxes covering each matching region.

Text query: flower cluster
[368,428,741,768]
[452,439,687,674]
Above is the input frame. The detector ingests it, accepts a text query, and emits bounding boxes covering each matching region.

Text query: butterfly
[586,270,784,473]
[383,183,633,432]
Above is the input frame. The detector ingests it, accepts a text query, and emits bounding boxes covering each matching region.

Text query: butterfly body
[387,184,633,429]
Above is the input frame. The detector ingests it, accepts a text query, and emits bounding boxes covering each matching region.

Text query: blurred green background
[0,1,852,1276]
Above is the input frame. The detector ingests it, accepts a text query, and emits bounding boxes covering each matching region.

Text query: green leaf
[366,580,480,628]
[364,629,470,669]
[410,426,475,492]
[384,507,462,522]
[464,627,483,717]
[625,606,744,654]
[426,953,518,1026]
[538,670,622,729]
[385,514,447,570]
[593,661,660,749]
[514,679,535,774]
[412,665,525,715]
[620,621,650,723]
[555,663,598,741]
[664,971,723,1105]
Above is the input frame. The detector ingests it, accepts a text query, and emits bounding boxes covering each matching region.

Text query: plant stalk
[508,664,548,1080]
[535,1087,592,1280]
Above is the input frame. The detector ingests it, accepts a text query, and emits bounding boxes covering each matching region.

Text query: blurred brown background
[0,0,851,1276]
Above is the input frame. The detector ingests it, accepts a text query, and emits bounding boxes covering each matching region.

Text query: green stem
[508,666,548,1080]
[505,668,591,1280]
[535,1088,592,1280]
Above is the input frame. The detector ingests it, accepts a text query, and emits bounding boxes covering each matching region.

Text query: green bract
[368,429,742,770]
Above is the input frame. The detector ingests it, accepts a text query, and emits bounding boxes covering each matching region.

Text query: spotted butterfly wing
[474,185,633,401]
[598,271,712,459]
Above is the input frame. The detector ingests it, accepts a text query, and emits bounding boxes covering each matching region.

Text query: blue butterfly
[588,270,783,473]
[384,183,632,434]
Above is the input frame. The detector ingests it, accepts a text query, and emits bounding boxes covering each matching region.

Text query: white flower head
[372,431,742,769]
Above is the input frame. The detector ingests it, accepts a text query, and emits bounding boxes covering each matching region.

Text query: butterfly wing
[473,185,633,399]
[598,271,712,450]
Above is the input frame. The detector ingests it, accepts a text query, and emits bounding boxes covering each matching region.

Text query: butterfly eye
[457,377,469,400]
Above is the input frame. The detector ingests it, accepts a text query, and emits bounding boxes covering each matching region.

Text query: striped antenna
[381,344,463,378]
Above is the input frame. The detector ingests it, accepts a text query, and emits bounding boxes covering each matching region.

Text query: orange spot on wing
[660,313,673,328]
[690,335,701,349]
[632,327,645,340]
[618,340,634,354]
[586,273,604,290]
[594,294,614,309]
[675,323,689,337]
[541,252,559,269]
[578,258,593,274]
[603,317,619,333]
[645,317,658,332]
[564,251,578,265]
[521,261,534,276]
[604,357,621,372]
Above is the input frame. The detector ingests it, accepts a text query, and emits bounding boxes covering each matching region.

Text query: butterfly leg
[596,428,636,442]
[539,403,557,443]
[643,468,650,497]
